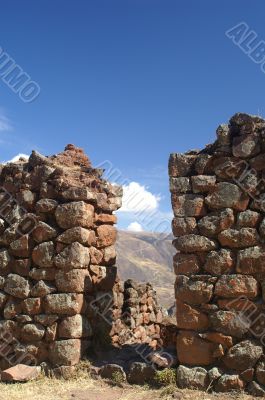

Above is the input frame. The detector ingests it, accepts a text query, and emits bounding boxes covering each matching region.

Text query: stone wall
[0,144,171,376]
[0,145,122,370]
[169,113,265,395]
[110,279,165,349]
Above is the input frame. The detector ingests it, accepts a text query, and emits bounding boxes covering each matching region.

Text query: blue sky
[0,0,265,232]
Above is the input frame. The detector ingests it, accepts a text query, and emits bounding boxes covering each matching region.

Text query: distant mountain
[116,230,175,309]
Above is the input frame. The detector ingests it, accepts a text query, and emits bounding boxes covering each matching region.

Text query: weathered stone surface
[0,291,7,310]
[51,144,92,167]
[208,367,222,382]
[10,235,31,258]
[22,298,41,315]
[55,269,92,293]
[34,314,58,326]
[96,225,117,248]
[203,249,234,275]
[177,331,222,366]
[56,227,96,246]
[240,368,254,383]
[0,249,11,275]
[223,340,263,371]
[169,177,191,193]
[215,374,244,392]
[94,213,117,225]
[43,293,84,315]
[51,365,76,379]
[199,332,233,349]
[29,268,56,281]
[210,310,250,338]
[172,217,197,236]
[177,365,208,389]
[191,175,216,193]
[54,242,90,269]
[232,134,260,158]
[237,210,261,228]
[173,253,200,275]
[3,297,22,319]
[218,228,259,248]
[229,112,258,134]
[32,222,57,243]
[36,199,58,213]
[58,315,92,338]
[195,154,212,175]
[169,154,196,177]
[248,381,265,397]
[250,153,265,170]
[198,208,234,237]
[0,277,5,290]
[216,123,231,145]
[213,157,245,179]
[214,275,259,299]
[91,265,117,290]
[205,182,249,211]
[259,218,265,239]
[0,218,5,234]
[105,196,122,212]
[103,245,116,265]
[49,339,82,366]
[15,315,33,323]
[99,364,126,381]
[176,300,209,330]
[21,323,45,342]
[61,187,97,202]
[55,201,94,229]
[257,361,265,385]
[174,234,217,253]
[148,351,177,368]
[89,247,103,265]
[251,195,265,213]
[171,194,206,217]
[4,274,30,299]
[127,362,155,384]
[32,241,54,268]
[12,258,31,277]
[217,297,256,312]
[45,323,58,342]
[1,364,41,382]
[31,280,56,297]
[175,276,213,305]
[237,246,265,274]
[0,320,18,339]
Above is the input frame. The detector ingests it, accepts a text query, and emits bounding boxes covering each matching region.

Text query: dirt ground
[0,376,257,400]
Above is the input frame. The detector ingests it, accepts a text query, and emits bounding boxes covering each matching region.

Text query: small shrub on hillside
[154,368,177,387]
[111,371,126,385]
[73,359,91,379]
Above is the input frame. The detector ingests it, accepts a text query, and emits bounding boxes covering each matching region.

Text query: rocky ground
[0,376,256,400]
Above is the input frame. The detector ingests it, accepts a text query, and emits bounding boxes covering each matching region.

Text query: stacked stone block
[110,279,164,348]
[0,145,122,369]
[169,113,265,395]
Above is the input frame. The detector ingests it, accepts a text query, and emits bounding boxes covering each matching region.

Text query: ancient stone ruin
[0,144,168,379]
[2,113,265,396]
[0,144,123,369]
[169,113,265,395]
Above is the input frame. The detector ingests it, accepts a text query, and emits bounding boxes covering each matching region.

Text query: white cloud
[127,222,143,232]
[119,181,161,213]
[5,153,29,163]
[0,111,12,132]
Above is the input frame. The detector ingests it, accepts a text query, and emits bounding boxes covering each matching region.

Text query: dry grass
[0,375,257,400]
[0,376,95,400]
